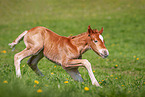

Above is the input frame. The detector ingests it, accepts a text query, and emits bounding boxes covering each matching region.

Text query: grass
[0,0,145,97]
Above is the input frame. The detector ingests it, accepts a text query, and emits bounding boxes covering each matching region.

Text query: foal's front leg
[66,59,100,87]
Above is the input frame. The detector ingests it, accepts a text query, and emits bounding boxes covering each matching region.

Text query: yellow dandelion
[115,65,118,67]
[136,58,139,60]
[64,81,68,83]
[34,80,39,84]
[84,87,89,91]
[37,89,43,93]
[115,77,118,79]
[110,75,113,77]
[51,72,54,75]
[144,82,145,84]
[102,80,104,81]
[1,50,6,53]
[22,64,25,68]
[54,66,56,68]
[93,70,95,72]
[99,82,102,84]
[122,85,124,86]
[3,80,8,84]
[70,34,73,36]
[34,85,36,87]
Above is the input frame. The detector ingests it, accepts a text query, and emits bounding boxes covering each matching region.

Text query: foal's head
[87,25,109,58]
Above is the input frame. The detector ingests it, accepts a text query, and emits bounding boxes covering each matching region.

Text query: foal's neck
[71,32,90,54]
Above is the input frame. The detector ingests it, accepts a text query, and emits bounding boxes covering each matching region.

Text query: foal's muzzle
[99,49,109,58]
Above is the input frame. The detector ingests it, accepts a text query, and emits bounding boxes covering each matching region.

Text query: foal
[9,25,109,87]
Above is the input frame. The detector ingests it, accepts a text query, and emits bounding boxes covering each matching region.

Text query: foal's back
[24,26,78,65]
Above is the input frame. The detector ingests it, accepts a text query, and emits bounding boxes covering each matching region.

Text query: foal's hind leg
[27,51,44,76]
[65,68,84,82]
[14,48,43,77]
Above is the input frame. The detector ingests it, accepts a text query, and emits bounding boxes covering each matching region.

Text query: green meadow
[0,0,145,97]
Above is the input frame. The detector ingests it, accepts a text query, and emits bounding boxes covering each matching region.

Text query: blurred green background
[0,0,145,97]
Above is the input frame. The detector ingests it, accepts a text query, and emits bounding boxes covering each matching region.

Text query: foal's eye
[94,40,98,43]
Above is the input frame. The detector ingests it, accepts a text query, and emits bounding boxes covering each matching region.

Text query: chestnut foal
[9,25,109,87]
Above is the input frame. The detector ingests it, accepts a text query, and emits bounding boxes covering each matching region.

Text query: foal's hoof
[93,82,102,88]
[98,86,103,88]
[16,75,22,79]
[41,74,44,77]
[95,85,102,88]
[37,73,44,77]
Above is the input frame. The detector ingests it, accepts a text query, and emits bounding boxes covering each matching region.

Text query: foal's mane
[68,29,98,39]
[68,32,88,39]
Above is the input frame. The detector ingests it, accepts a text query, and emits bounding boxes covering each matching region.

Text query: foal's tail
[8,30,28,51]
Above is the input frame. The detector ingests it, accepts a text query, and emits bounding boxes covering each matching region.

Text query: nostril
[104,51,107,56]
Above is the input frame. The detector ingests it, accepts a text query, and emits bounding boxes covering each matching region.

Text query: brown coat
[9,25,109,87]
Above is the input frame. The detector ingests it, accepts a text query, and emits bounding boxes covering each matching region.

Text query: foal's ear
[88,25,93,35]
[99,27,104,34]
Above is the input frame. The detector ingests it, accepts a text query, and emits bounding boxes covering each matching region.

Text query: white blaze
[99,35,104,42]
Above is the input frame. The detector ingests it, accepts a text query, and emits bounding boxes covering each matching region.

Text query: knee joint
[82,59,91,67]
